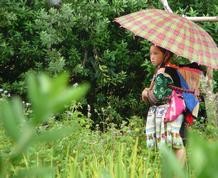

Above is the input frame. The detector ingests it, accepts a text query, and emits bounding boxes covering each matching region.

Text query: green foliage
[1,111,156,178]
[1,83,218,178]
[27,72,89,125]
[160,130,218,178]
[1,106,218,178]
[189,131,218,178]
[0,0,149,126]
[0,0,217,126]
[160,146,186,178]
[0,0,218,177]
[0,72,89,177]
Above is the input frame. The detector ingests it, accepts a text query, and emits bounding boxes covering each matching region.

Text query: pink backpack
[164,90,185,122]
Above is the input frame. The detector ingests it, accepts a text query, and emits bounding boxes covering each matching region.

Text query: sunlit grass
[1,73,218,178]
[1,114,218,178]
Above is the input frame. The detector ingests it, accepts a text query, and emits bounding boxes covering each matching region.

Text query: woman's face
[149,45,165,66]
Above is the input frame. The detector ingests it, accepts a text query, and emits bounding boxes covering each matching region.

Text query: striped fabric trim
[147,89,159,105]
[168,84,194,93]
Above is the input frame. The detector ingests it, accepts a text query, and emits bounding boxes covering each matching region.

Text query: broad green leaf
[27,72,89,126]
[27,73,48,125]
[0,98,26,141]
[49,83,89,113]
[38,74,51,94]
[13,167,54,178]
[48,72,69,97]
[0,155,3,177]
[189,131,218,178]
[160,145,186,178]
[189,132,206,177]
[10,125,35,158]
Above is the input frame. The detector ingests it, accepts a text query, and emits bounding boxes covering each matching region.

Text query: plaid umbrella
[114,9,218,69]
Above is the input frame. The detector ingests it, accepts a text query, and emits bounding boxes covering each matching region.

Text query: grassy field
[1,115,218,178]
[0,115,162,178]
[0,73,217,178]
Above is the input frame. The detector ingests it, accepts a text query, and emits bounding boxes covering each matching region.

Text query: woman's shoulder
[156,67,173,80]
[156,64,178,74]
[156,67,166,74]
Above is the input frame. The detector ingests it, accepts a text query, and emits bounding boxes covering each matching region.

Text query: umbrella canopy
[114,9,218,69]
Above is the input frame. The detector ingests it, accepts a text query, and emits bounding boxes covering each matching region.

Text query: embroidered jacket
[147,67,180,105]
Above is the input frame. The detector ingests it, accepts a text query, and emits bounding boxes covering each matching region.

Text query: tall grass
[0,115,162,178]
[1,105,217,178]
[1,73,218,178]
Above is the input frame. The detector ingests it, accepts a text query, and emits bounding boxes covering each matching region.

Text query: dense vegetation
[0,0,218,177]
[1,73,218,177]
[1,0,218,127]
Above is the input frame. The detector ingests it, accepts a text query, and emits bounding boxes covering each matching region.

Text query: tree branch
[184,16,218,22]
[160,0,173,13]
[159,0,218,22]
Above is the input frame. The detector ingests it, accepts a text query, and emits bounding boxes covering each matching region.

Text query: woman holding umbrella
[141,44,186,166]
[115,8,218,166]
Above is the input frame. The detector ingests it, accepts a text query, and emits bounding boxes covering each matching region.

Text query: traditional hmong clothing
[146,105,184,149]
[145,67,185,149]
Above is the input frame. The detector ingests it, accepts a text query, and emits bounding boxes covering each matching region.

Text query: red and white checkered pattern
[114,9,218,69]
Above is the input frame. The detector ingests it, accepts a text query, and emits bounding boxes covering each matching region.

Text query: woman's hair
[151,43,173,67]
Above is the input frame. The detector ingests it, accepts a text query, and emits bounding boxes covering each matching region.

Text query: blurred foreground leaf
[13,167,54,178]
[0,72,89,177]
[160,145,186,178]
[0,98,25,141]
[189,131,218,178]
[27,72,89,126]
[160,130,218,178]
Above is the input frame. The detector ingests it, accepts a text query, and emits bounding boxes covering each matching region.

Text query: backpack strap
[165,66,181,87]
[168,84,194,93]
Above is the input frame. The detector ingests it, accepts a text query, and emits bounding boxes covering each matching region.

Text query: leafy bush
[0,0,217,126]
[0,72,89,177]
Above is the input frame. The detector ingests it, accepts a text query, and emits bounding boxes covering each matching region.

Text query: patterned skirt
[145,104,184,149]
